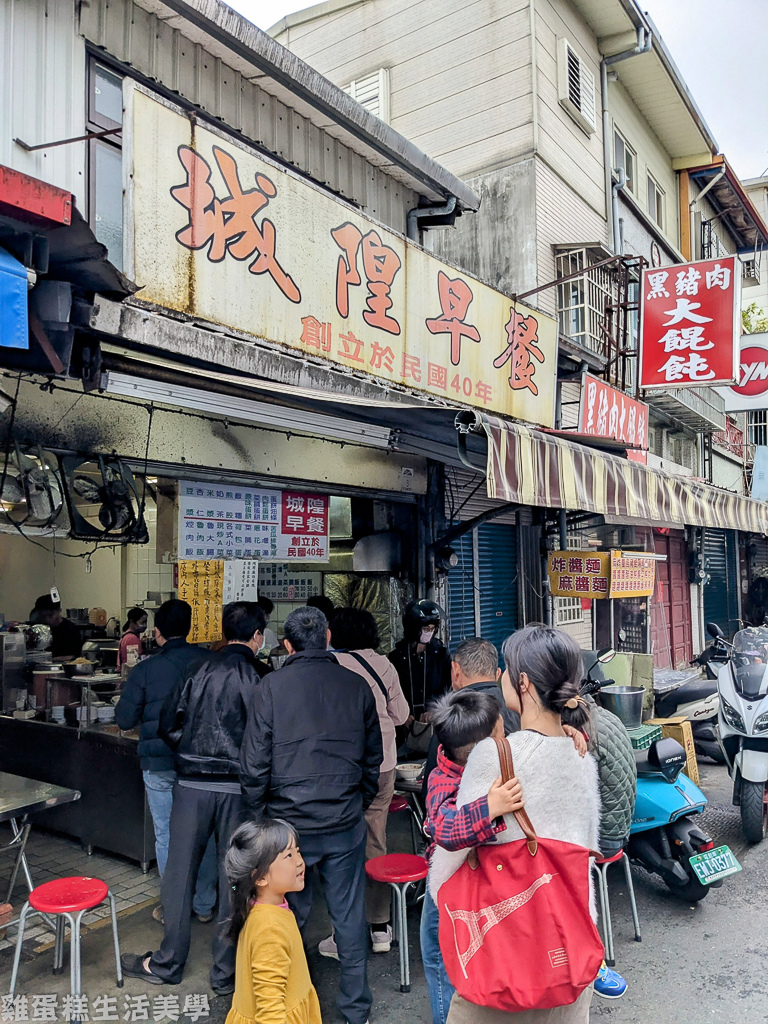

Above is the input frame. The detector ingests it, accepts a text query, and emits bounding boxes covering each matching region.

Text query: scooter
[582,651,739,901]
[655,673,723,764]
[708,621,768,843]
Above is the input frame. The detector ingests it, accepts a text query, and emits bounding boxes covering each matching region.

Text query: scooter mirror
[597,647,616,663]
[706,622,724,639]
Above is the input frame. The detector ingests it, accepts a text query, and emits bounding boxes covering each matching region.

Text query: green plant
[742,302,768,335]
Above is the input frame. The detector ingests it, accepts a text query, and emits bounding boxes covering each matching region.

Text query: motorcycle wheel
[741,780,768,844]
[666,875,710,902]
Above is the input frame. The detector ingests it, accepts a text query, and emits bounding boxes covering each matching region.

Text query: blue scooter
[583,652,719,902]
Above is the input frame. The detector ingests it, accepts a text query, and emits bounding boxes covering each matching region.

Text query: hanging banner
[639,255,740,389]
[178,480,329,561]
[177,559,224,643]
[547,551,610,599]
[578,373,649,448]
[129,86,557,427]
[609,551,656,599]
[715,333,768,411]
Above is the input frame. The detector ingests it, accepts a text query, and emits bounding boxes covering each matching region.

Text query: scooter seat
[634,751,658,776]
[656,678,718,718]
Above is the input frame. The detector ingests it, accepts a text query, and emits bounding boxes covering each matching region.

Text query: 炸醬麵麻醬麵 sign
[128,86,557,427]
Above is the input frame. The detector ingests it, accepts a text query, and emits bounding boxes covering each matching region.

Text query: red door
[650,531,693,669]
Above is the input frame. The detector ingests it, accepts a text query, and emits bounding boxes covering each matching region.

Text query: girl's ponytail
[224,818,298,942]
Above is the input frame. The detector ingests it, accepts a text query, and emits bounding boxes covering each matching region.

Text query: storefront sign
[129,87,557,427]
[548,551,610,598]
[639,256,740,389]
[178,559,224,643]
[178,480,329,561]
[716,333,768,411]
[258,567,323,601]
[578,374,649,448]
[609,551,656,599]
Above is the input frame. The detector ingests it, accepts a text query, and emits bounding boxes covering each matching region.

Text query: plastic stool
[389,793,425,854]
[365,854,428,992]
[9,876,122,1009]
[592,851,641,966]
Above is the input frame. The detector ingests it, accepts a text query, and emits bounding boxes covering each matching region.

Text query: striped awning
[474,413,768,535]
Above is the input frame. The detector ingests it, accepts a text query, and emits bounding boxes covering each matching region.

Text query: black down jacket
[159,643,269,783]
[114,637,205,771]
[239,650,383,836]
[588,701,637,846]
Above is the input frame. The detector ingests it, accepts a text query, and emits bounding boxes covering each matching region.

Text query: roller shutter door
[703,529,740,636]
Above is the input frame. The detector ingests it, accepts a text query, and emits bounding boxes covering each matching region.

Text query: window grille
[748,411,768,447]
[556,597,584,625]
[555,247,612,356]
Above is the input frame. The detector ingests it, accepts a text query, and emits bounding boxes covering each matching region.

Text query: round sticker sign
[732,345,768,396]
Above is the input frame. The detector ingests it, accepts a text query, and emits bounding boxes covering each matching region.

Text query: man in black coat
[115,599,216,924]
[121,601,269,994]
[240,606,383,1024]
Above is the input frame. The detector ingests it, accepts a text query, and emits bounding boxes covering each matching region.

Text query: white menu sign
[223,560,260,603]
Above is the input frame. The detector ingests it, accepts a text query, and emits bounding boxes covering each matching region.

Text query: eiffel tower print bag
[437,737,603,1011]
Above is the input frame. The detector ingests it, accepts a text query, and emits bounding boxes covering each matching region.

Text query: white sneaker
[318,934,339,960]
[371,924,392,953]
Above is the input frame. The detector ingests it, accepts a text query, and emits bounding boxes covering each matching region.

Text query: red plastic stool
[591,850,641,966]
[389,794,425,853]
[366,854,428,992]
[9,877,122,1009]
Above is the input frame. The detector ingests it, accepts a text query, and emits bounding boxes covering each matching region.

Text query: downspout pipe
[689,166,726,261]
[601,25,653,252]
[407,195,458,243]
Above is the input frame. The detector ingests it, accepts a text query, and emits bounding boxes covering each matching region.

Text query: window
[557,39,597,135]
[87,61,124,270]
[555,247,612,356]
[749,411,768,447]
[556,597,584,625]
[647,174,664,229]
[613,129,636,193]
[344,69,390,124]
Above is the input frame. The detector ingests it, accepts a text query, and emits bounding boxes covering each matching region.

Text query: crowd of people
[113,596,636,1024]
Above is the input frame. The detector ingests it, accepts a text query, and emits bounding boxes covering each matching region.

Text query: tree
[742,302,768,335]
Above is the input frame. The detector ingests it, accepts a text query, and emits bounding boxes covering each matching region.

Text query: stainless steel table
[0,772,81,926]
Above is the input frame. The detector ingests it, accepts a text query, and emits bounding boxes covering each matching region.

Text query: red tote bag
[438,737,603,1012]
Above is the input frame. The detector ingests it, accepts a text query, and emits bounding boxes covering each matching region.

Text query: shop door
[448,522,518,655]
[650,532,693,669]
[703,529,740,636]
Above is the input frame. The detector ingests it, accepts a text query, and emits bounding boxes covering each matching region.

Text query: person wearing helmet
[388,599,452,722]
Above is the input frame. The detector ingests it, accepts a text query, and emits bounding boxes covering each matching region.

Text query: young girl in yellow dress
[225,820,322,1024]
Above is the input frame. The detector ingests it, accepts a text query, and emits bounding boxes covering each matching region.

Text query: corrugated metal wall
[78,0,419,234]
[0,0,86,204]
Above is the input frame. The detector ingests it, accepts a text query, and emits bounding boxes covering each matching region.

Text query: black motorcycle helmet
[402,599,443,643]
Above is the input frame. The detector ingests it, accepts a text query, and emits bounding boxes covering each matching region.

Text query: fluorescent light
[101,372,396,450]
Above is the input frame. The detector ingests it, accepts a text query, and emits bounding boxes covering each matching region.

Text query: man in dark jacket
[388,599,452,722]
[240,606,383,1024]
[114,599,215,924]
[121,601,269,994]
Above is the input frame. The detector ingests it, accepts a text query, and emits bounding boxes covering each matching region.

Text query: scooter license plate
[689,845,742,885]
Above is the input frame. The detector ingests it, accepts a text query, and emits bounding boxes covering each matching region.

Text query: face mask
[420,629,435,644]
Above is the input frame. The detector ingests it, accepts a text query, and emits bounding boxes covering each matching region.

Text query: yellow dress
[226,903,322,1024]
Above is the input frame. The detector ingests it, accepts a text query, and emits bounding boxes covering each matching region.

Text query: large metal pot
[63,662,94,677]
[599,685,644,731]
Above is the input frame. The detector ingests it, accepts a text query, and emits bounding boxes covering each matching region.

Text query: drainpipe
[601,25,653,252]
[406,195,458,243]
[689,166,726,261]
[612,168,628,255]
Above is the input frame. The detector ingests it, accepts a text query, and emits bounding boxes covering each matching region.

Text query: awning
[462,413,768,535]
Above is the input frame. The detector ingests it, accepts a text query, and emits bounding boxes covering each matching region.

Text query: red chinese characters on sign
[639,256,740,389]
[493,308,544,395]
[578,374,649,449]
[171,146,301,303]
[547,551,610,598]
[281,493,329,541]
[425,272,480,365]
[331,222,402,335]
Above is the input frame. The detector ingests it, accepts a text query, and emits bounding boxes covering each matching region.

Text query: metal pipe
[612,168,628,256]
[689,167,726,261]
[406,195,457,242]
[558,508,568,551]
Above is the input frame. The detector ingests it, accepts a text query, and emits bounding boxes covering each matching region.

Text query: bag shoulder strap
[494,736,538,856]
[347,650,389,704]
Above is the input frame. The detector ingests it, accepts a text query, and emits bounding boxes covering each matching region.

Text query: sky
[228,0,768,180]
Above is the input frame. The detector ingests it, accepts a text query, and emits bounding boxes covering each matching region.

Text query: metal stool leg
[107,891,124,987]
[390,883,408,993]
[598,864,615,967]
[400,882,413,992]
[53,916,66,975]
[67,912,78,1003]
[9,902,31,996]
[622,853,642,943]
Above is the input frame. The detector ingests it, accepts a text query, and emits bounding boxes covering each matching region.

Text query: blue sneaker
[594,961,627,999]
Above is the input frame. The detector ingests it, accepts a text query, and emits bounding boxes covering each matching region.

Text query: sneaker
[318,934,339,960]
[152,905,164,925]
[594,961,627,999]
[370,924,392,953]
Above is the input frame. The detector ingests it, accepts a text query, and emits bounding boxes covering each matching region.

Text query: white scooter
[708,622,768,843]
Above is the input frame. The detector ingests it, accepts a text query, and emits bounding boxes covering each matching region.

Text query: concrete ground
[3,762,767,1023]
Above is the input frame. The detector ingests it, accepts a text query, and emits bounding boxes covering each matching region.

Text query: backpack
[437,737,603,1012]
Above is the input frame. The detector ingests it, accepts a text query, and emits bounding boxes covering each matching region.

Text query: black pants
[149,784,241,990]
[289,818,371,1024]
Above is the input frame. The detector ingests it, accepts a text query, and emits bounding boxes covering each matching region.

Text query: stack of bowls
[51,705,66,723]
[97,704,115,724]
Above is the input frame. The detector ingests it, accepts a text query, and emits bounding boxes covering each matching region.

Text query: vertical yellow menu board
[177,559,225,643]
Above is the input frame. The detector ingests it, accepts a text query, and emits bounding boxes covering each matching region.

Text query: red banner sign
[578,373,649,449]
[639,256,740,389]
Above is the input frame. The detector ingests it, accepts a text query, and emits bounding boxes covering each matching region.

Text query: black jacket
[421,680,520,801]
[159,644,269,783]
[240,650,383,835]
[115,637,206,771]
[388,637,452,718]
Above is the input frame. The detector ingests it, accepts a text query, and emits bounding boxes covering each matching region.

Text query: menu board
[179,481,329,561]
[177,559,224,643]
[609,552,656,599]
[223,559,260,603]
[258,566,323,602]
[547,551,611,599]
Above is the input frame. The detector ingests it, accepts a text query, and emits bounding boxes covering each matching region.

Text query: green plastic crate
[627,724,662,750]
